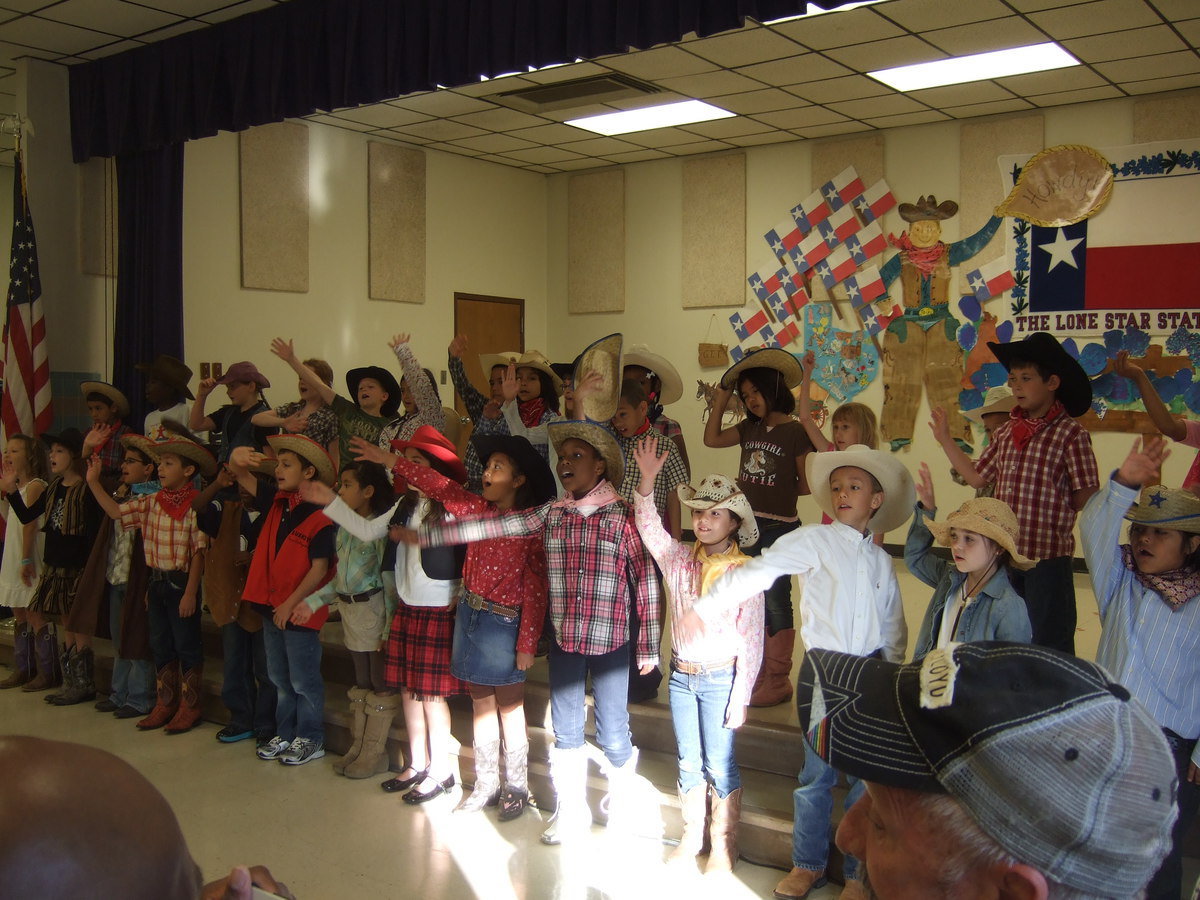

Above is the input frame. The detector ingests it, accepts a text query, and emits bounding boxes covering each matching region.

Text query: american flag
[1,150,51,439]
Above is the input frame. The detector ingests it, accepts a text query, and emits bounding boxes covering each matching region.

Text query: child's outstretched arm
[904,462,949,590]
[192,466,235,513]
[189,377,219,432]
[929,406,985,488]
[1115,350,1187,441]
[85,457,123,520]
[227,446,268,499]
[692,528,814,622]
[798,351,832,452]
[390,333,445,430]
[703,385,741,448]
[270,337,335,407]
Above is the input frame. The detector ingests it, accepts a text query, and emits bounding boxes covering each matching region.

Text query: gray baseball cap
[797,643,1177,897]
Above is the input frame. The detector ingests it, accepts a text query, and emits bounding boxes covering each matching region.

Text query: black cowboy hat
[471,434,557,506]
[987,332,1093,418]
[345,365,402,418]
[40,427,85,457]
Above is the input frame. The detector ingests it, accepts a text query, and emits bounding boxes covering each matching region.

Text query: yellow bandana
[695,541,750,597]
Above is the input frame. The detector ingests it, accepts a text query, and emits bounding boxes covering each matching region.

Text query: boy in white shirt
[681,444,913,900]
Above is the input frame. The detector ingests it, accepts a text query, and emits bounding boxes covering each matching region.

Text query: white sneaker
[256,736,290,760]
[280,737,325,766]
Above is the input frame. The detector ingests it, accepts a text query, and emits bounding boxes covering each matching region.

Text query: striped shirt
[118,495,206,571]
[1082,477,1200,764]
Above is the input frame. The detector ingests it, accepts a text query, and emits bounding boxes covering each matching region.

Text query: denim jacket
[904,504,1032,660]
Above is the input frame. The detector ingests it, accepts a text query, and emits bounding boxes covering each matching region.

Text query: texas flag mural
[820,166,866,212]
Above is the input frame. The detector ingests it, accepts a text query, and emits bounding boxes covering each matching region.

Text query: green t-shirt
[330,394,389,468]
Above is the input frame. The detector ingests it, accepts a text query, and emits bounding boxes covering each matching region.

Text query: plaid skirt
[28,565,82,617]
[383,604,467,700]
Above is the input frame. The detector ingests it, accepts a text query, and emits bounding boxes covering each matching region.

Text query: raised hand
[269,337,297,364]
[197,377,218,398]
[0,461,18,494]
[801,350,816,379]
[1115,435,1170,490]
[387,333,411,350]
[633,434,667,482]
[928,406,952,445]
[83,423,113,455]
[84,456,103,485]
[228,445,261,472]
[500,363,518,404]
[296,478,336,507]
[448,334,468,358]
[1113,349,1144,381]
[213,466,236,490]
[350,436,394,467]
[915,462,936,511]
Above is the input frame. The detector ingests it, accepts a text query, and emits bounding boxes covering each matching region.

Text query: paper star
[1149,491,1166,508]
[1037,228,1083,272]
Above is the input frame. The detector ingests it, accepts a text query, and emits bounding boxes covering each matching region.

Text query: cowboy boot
[0,623,33,689]
[43,646,75,702]
[332,687,370,775]
[165,665,204,733]
[52,647,96,706]
[344,692,398,779]
[137,661,181,730]
[667,783,710,866]
[498,740,530,822]
[749,629,795,707]
[21,627,58,692]
[540,746,592,845]
[455,740,501,812]
[705,786,742,874]
[600,747,663,840]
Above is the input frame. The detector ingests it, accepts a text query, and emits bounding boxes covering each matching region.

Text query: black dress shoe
[113,705,146,719]
[403,774,456,805]
[94,698,118,712]
[381,768,427,793]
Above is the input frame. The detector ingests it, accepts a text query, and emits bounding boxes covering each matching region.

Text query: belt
[337,589,381,604]
[148,567,188,582]
[671,656,735,675]
[463,589,520,620]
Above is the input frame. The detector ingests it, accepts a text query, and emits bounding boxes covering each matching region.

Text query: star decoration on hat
[1149,491,1166,508]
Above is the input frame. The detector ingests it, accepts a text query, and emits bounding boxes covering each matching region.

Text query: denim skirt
[450,600,525,686]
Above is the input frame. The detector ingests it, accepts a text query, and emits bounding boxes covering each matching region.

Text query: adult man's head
[0,735,202,899]
[797,643,1177,899]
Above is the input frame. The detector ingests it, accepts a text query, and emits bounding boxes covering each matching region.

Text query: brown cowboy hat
[134,355,194,400]
[898,195,959,223]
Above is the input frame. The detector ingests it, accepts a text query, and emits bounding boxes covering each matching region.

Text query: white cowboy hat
[80,381,131,418]
[807,444,915,534]
[677,474,758,546]
[623,344,683,406]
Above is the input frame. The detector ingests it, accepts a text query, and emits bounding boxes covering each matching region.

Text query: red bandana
[519,397,547,428]
[276,489,303,512]
[1008,401,1063,452]
[155,485,198,521]
[631,418,653,437]
[888,232,946,277]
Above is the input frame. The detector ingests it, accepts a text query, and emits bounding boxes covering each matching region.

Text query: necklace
[948,561,997,638]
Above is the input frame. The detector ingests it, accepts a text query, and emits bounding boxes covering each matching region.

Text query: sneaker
[256,736,291,760]
[279,738,325,766]
[216,725,255,744]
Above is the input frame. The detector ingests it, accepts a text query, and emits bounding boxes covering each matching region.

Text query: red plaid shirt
[118,494,207,571]
[977,414,1098,559]
[419,492,663,665]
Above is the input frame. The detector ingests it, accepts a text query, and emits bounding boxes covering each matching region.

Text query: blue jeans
[107,581,154,712]
[793,741,864,877]
[1010,555,1076,653]
[752,518,800,635]
[548,640,632,767]
[221,621,276,736]
[146,571,203,671]
[260,614,324,743]
[668,664,740,797]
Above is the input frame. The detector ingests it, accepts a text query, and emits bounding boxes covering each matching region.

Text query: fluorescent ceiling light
[764,0,890,26]
[566,99,734,135]
[869,42,1078,92]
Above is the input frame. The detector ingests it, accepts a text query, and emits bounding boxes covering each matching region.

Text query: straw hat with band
[807,443,916,534]
[480,349,565,399]
[624,344,683,406]
[267,434,336,486]
[215,361,271,390]
[677,475,758,546]
[120,433,159,463]
[345,365,402,418]
[41,428,85,457]
[134,354,194,400]
[149,439,218,479]
[249,453,280,478]
[987,332,1093,418]
[391,424,467,485]
[1124,486,1200,535]
[80,381,131,418]
[924,497,1036,570]
[962,386,1017,425]
[574,333,623,423]
[472,433,557,507]
[719,347,803,391]
[548,420,624,490]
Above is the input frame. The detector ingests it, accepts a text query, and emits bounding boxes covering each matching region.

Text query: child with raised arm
[379,334,446,445]
[251,357,339,462]
[631,436,762,874]
[680,445,912,900]
[190,362,276,461]
[931,332,1098,653]
[85,436,212,732]
[447,334,509,493]
[905,462,1032,660]
[624,343,691,472]
[80,380,134,478]
[703,348,814,707]
[1115,349,1199,494]
[137,354,194,441]
[0,434,47,689]
[1081,436,1200,900]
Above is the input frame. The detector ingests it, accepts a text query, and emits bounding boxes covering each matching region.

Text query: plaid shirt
[449,354,505,493]
[419,489,662,665]
[118,494,207,571]
[95,422,133,475]
[977,413,1098,559]
[614,427,689,525]
[652,413,683,442]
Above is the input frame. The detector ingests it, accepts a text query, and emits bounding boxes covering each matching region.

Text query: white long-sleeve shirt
[692,520,906,662]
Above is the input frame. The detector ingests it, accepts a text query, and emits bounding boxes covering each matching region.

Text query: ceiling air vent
[496,73,661,113]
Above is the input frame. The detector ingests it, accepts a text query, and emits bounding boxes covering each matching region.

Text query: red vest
[242,498,336,631]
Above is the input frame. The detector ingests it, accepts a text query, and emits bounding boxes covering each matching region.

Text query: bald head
[0,736,202,900]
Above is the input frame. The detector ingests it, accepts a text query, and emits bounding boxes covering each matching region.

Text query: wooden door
[452,293,525,451]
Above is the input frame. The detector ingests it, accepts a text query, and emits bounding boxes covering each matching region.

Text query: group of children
[2,326,1198,900]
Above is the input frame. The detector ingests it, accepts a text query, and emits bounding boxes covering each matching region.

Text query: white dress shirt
[692,520,907,662]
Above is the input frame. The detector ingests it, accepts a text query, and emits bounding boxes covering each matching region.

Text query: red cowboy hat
[391,425,467,484]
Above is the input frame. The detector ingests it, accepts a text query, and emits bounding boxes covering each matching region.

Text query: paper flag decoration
[843,266,886,307]
[852,180,897,223]
[844,221,886,264]
[814,245,858,289]
[820,166,866,212]
[963,258,1015,301]
[730,308,769,340]
[794,188,832,231]
[798,229,832,270]
[765,216,805,262]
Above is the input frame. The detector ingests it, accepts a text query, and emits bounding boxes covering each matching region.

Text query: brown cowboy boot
[0,623,33,689]
[332,686,370,775]
[137,661,181,730]
[705,786,742,874]
[22,628,61,693]
[667,783,709,867]
[749,629,795,707]
[165,665,204,734]
[345,692,399,779]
